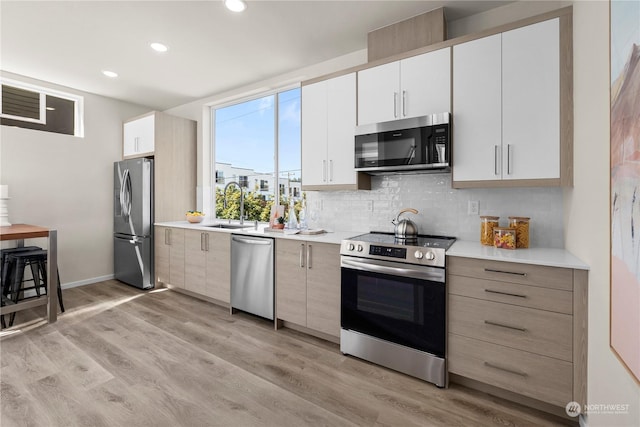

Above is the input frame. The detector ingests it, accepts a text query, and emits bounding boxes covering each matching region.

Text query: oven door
[341,256,445,357]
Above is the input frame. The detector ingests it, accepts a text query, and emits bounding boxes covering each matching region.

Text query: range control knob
[414,250,424,260]
[357,244,364,252]
[348,243,355,251]
[425,251,436,261]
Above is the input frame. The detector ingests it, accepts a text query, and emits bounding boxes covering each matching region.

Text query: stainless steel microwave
[354,113,451,173]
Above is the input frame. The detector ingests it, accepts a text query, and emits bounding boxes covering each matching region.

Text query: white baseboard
[61,274,114,289]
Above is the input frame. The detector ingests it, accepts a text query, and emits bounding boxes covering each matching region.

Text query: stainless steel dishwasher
[230,235,274,320]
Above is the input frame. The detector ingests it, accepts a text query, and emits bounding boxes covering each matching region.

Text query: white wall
[0,71,151,287]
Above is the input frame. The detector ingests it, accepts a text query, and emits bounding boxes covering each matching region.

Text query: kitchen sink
[207,223,251,230]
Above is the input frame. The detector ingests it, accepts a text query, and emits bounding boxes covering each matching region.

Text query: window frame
[0,78,85,137]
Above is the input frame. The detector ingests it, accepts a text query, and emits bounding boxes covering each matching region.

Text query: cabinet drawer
[448,334,572,407]
[449,295,572,361]
[448,274,573,314]
[448,257,573,291]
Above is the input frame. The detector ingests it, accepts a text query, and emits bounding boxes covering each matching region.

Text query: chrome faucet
[223,181,245,224]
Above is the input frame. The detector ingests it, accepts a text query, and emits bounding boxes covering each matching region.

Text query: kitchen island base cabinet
[275,239,341,340]
[447,256,587,414]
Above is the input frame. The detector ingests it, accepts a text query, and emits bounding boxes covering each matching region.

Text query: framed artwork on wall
[610,0,640,384]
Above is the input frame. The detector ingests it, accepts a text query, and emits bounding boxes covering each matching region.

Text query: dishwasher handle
[231,236,273,246]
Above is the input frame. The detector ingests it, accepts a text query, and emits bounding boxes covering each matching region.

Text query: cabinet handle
[393,92,398,118]
[322,160,327,182]
[484,320,527,332]
[165,229,170,245]
[299,243,305,268]
[483,362,528,377]
[201,233,206,251]
[307,244,312,269]
[135,137,139,153]
[206,233,210,252]
[402,90,406,117]
[329,160,333,182]
[494,145,499,176]
[507,144,512,175]
[484,268,527,277]
[484,289,527,299]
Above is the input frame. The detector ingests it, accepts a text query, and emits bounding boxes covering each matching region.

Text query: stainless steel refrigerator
[114,158,154,289]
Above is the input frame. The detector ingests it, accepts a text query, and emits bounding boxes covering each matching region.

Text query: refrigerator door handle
[120,169,132,219]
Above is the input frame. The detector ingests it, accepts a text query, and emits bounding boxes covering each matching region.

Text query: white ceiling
[1,0,512,110]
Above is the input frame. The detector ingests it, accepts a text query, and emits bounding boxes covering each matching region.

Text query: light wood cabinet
[275,239,341,338]
[357,47,451,125]
[155,226,185,289]
[447,256,587,408]
[301,73,369,191]
[452,17,571,188]
[184,230,231,303]
[124,111,196,222]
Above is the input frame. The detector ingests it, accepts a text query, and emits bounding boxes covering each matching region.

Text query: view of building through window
[213,88,302,222]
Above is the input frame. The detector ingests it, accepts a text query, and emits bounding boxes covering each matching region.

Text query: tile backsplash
[305,173,564,248]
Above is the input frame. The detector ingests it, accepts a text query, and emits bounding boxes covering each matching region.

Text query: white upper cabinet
[502,18,560,181]
[123,113,155,158]
[453,18,561,185]
[302,73,365,189]
[357,47,451,125]
[452,34,502,182]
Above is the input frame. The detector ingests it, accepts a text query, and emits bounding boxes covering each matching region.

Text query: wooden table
[0,224,57,324]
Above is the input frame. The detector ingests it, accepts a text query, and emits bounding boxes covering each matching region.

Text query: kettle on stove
[392,208,419,240]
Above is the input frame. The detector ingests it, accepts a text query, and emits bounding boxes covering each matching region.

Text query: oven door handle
[341,258,444,282]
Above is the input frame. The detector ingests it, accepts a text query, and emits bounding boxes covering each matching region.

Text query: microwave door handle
[406,145,416,165]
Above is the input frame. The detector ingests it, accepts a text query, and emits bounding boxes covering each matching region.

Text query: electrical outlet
[366,200,373,212]
[468,200,479,215]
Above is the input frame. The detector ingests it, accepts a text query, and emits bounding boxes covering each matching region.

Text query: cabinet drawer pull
[402,90,407,117]
[484,268,527,277]
[393,92,398,118]
[483,361,528,377]
[206,233,210,252]
[484,289,527,298]
[300,244,305,268]
[165,229,170,245]
[484,320,527,332]
[307,244,312,269]
[201,233,206,251]
[507,144,512,175]
[494,145,499,175]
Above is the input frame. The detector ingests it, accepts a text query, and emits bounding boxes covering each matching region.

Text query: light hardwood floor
[1,280,575,426]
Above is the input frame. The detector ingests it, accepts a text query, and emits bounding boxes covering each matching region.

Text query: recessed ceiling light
[224,0,246,13]
[102,70,118,78]
[150,42,168,53]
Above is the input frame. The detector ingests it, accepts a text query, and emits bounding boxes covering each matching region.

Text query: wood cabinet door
[306,242,341,337]
[452,34,502,182]
[184,230,206,295]
[205,231,231,303]
[326,73,357,186]
[123,113,155,158]
[502,18,560,180]
[154,226,170,287]
[357,61,400,125]
[168,227,185,288]
[301,81,328,187]
[275,239,307,325]
[400,47,451,119]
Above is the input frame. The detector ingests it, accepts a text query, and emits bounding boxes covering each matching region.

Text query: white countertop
[447,240,589,270]
[156,222,589,270]
[155,221,359,245]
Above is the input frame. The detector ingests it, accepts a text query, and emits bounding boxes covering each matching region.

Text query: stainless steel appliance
[114,158,154,289]
[354,113,451,174]
[231,235,274,320]
[340,232,455,387]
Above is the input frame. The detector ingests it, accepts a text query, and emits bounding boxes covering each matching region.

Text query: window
[213,87,301,221]
[0,78,84,137]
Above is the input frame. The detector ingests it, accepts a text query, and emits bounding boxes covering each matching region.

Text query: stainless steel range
[340,232,455,387]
